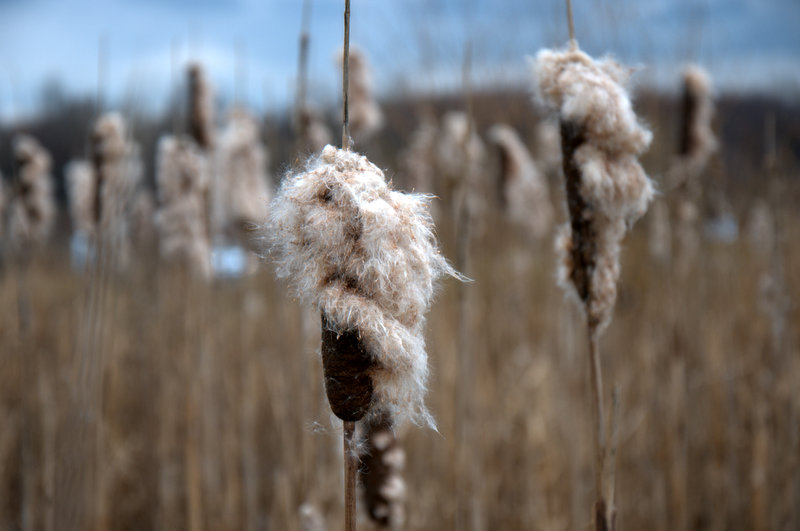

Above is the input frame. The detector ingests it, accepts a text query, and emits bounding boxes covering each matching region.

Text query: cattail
[188,63,215,150]
[155,136,212,278]
[267,144,459,426]
[218,109,272,229]
[337,46,383,142]
[91,112,143,267]
[66,160,95,237]
[532,40,653,530]
[399,116,437,195]
[7,135,55,249]
[670,64,717,186]
[487,123,553,240]
[360,414,406,529]
[436,111,486,191]
[435,111,487,229]
[533,45,654,333]
[668,65,717,274]
[296,105,333,155]
[533,119,563,178]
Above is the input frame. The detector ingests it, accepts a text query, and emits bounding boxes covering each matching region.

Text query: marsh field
[0,80,798,531]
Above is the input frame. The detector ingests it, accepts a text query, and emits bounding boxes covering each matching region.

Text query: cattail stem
[343,420,357,531]
[295,0,312,141]
[588,330,608,531]
[607,385,620,530]
[342,0,351,150]
[566,0,576,48]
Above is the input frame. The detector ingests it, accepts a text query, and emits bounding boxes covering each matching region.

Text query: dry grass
[0,177,798,530]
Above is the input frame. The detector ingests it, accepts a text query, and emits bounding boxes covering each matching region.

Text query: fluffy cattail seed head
[668,64,718,189]
[296,105,333,155]
[267,145,460,427]
[337,46,383,142]
[156,135,212,278]
[533,46,654,333]
[679,65,717,162]
[89,113,145,269]
[218,109,272,230]
[487,123,553,240]
[67,160,95,236]
[399,116,438,195]
[8,135,55,248]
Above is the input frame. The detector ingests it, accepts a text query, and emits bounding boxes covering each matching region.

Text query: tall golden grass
[0,164,797,529]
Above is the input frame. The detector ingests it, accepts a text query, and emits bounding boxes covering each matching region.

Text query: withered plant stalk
[340,2,355,529]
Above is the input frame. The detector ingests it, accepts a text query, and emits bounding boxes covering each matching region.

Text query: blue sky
[0,0,798,121]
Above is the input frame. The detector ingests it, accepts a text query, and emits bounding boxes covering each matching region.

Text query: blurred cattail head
[219,109,272,229]
[66,160,95,236]
[296,105,333,155]
[533,119,562,178]
[532,45,654,333]
[435,111,488,229]
[337,46,383,142]
[188,63,215,150]
[360,414,407,528]
[680,65,717,162]
[155,135,212,278]
[267,145,460,427]
[487,123,553,240]
[436,111,486,185]
[8,134,55,247]
[668,64,718,188]
[399,115,438,195]
[90,112,145,269]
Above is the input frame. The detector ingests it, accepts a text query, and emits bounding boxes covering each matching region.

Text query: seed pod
[188,63,215,150]
[360,414,406,528]
[321,314,374,422]
[268,145,460,427]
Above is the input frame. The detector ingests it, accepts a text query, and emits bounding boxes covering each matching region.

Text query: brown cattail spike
[560,119,596,305]
[188,64,214,150]
[361,414,406,528]
[321,314,374,422]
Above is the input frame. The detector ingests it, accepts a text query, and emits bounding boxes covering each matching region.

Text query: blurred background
[0,0,799,530]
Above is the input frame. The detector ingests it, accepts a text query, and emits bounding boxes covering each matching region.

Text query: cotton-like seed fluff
[487,123,553,240]
[532,46,654,333]
[679,64,717,167]
[8,135,55,247]
[267,145,460,427]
